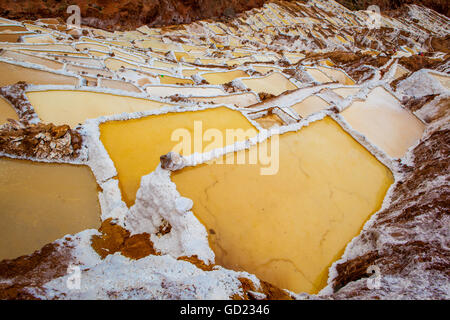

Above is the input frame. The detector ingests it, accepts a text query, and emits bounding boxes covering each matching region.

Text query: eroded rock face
[337,1,449,17]
[2,1,446,32]
[0,121,82,160]
[0,0,266,30]
[0,239,74,300]
[326,94,450,300]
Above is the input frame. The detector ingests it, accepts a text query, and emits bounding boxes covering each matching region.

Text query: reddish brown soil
[258,92,277,101]
[0,0,266,31]
[177,255,215,271]
[0,238,75,300]
[232,277,294,300]
[91,218,159,260]
[398,55,449,72]
[303,51,390,83]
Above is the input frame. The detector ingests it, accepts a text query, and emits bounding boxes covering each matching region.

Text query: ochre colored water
[99,107,257,207]
[159,75,194,85]
[0,33,33,42]
[171,117,393,294]
[0,157,101,260]
[341,86,425,158]
[26,90,175,128]
[0,96,18,125]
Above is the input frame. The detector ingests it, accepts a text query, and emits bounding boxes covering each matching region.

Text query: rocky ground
[0,83,82,161]
[327,93,450,300]
[0,1,447,31]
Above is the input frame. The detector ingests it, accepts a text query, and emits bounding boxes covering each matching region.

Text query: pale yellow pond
[255,113,284,129]
[0,61,79,86]
[291,95,329,118]
[0,96,18,125]
[332,87,360,98]
[26,90,175,127]
[172,117,393,294]
[0,49,64,70]
[242,72,298,96]
[189,92,259,108]
[201,70,249,85]
[0,157,100,260]
[100,107,257,207]
[99,79,141,93]
[341,86,425,158]
[305,68,333,84]
[318,67,355,85]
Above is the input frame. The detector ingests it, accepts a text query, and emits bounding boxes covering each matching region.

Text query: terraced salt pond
[0,61,79,86]
[305,68,333,83]
[317,67,355,85]
[0,96,18,125]
[332,87,360,98]
[242,72,298,95]
[26,90,175,127]
[0,50,64,70]
[189,92,259,108]
[0,157,100,260]
[171,117,394,294]
[254,113,284,129]
[341,87,425,158]
[99,107,257,206]
[291,95,329,118]
[145,85,226,98]
[201,70,249,85]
